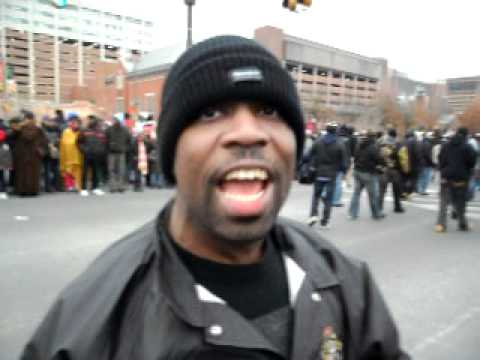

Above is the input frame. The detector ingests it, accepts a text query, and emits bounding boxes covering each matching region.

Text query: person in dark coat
[348,129,386,219]
[77,115,107,196]
[400,130,423,198]
[105,116,132,192]
[436,127,477,232]
[21,35,409,360]
[378,128,405,213]
[0,118,12,199]
[41,116,62,192]
[307,122,347,228]
[331,124,352,206]
[53,109,67,130]
[417,133,435,195]
[12,111,48,196]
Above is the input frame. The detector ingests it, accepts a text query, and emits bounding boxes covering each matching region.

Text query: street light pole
[185,0,196,48]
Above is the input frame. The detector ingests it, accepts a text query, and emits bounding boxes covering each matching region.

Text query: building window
[133,97,142,111]
[116,97,124,113]
[145,93,155,113]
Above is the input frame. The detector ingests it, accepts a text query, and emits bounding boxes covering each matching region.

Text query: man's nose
[221,107,268,148]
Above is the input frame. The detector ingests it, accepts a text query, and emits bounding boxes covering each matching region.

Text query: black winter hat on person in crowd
[157,35,305,185]
[387,128,397,138]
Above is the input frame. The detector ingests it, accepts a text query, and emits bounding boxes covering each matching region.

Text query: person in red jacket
[0,118,12,199]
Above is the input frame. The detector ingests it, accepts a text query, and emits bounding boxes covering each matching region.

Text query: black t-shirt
[171,234,290,320]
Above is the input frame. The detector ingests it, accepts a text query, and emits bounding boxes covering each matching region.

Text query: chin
[212,215,276,247]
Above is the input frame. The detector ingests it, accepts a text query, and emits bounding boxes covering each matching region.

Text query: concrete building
[123,26,389,126]
[446,76,480,115]
[0,0,154,105]
[254,26,387,119]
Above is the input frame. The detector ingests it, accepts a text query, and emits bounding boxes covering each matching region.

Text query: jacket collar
[154,205,340,319]
[274,218,340,290]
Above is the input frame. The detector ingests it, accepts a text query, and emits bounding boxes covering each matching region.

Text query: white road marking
[412,306,480,355]
[14,216,30,221]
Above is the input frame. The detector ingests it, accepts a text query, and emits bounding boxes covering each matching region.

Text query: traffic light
[282,0,312,11]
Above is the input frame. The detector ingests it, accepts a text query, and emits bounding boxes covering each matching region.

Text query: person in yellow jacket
[60,115,83,191]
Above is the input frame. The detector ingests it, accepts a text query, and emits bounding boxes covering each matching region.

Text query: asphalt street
[1,183,480,360]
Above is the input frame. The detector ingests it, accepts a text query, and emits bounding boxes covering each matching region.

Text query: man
[399,130,423,199]
[348,129,386,220]
[0,118,12,199]
[105,115,131,193]
[378,128,405,213]
[41,115,62,192]
[22,36,409,360]
[59,115,83,192]
[417,132,435,195]
[11,111,48,196]
[331,124,352,207]
[307,122,347,228]
[473,133,480,192]
[77,115,107,196]
[436,127,477,232]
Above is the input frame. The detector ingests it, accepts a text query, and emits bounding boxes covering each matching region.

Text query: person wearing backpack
[398,130,423,199]
[378,128,404,214]
[307,122,347,228]
[332,124,352,207]
[436,127,477,232]
[417,132,435,195]
[348,129,386,220]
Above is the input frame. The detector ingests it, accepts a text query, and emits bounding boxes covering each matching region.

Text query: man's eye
[199,108,224,121]
[257,106,279,118]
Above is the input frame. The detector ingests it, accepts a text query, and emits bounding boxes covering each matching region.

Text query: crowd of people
[0,110,167,199]
[302,122,480,232]
[1,106,479,234]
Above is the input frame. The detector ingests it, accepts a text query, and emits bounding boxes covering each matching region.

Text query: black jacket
[78,127,107,158]
[338,135,352,171]
[379,136,401,171]
[438,135,477,182]
[419,138,434,168]
[21,205,409,360]
[105,123,131,154]
[403,136,423,176]
[309,134,347,178]
[354,138,385,174]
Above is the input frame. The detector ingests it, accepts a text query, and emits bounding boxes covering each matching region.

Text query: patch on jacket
[321,326,343,360]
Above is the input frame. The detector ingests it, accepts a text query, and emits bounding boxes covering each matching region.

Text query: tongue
[221,180,263,195]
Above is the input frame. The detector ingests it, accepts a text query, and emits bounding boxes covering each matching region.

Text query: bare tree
[458,96,480,133]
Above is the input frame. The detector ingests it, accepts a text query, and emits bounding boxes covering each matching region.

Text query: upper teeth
[224,169,268,181]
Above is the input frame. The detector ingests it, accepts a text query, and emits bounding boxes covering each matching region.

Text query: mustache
[208,145,273,186]
[230,145,265,160]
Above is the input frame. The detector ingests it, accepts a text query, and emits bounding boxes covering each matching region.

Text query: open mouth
[217,168,272,217]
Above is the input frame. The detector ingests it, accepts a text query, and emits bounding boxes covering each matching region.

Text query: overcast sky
[83,0,479,83]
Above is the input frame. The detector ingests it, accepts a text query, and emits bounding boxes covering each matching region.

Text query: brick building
[124,45,183,122]
[0,0,154,114]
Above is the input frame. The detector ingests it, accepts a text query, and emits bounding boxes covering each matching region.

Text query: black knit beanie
[158,35,305,184]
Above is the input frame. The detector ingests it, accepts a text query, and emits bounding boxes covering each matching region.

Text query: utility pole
[185,0,195,48]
